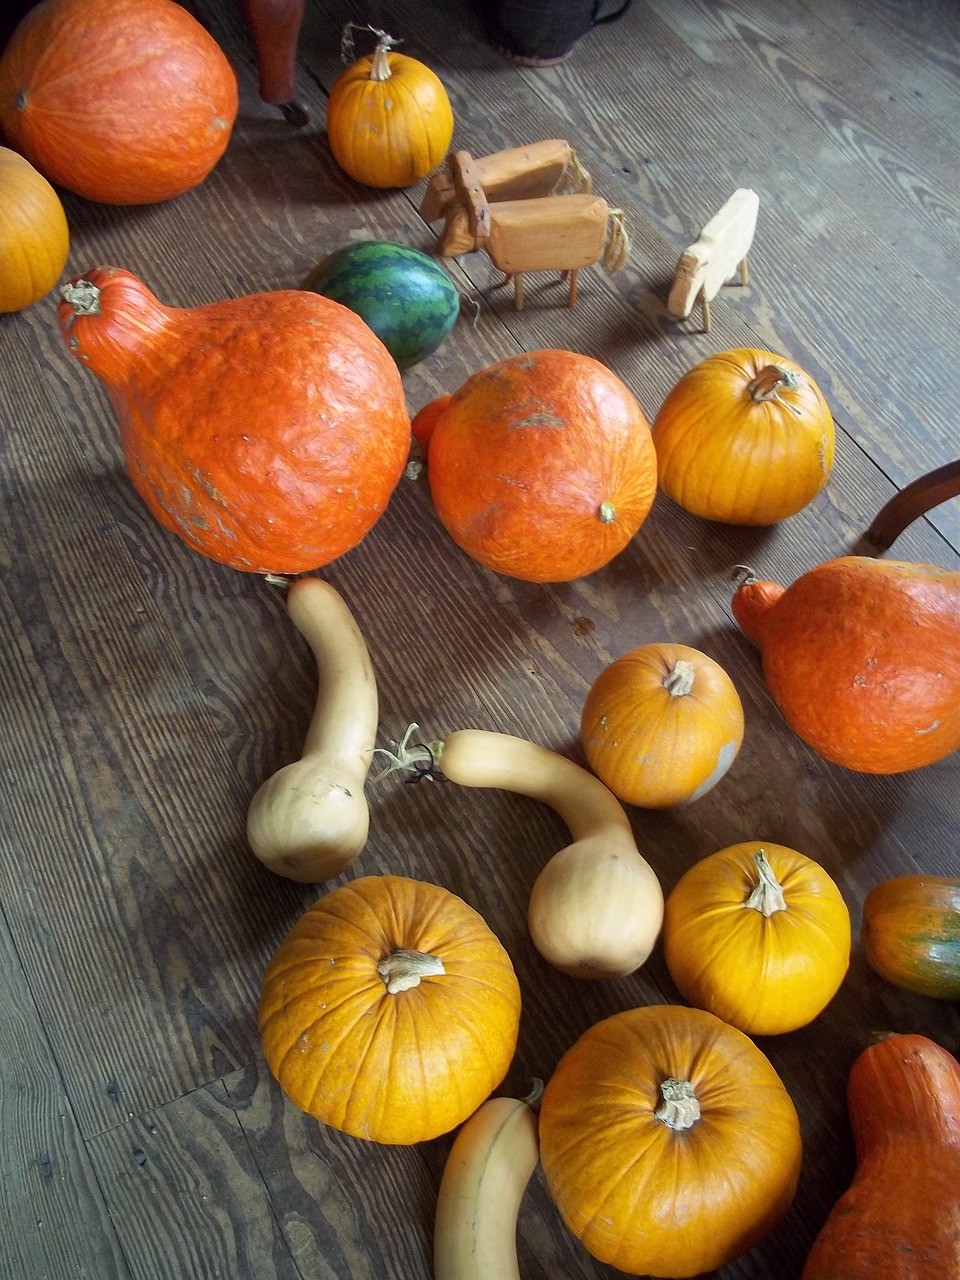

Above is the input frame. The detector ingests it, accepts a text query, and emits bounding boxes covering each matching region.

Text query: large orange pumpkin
[0,144,68,312]
[580,642,744,807]
[663,842,852,1034]
[258,875,522,1144]
[539,1004,802,1278]
[425,349,657,582]
[652,347,834,524]
[0,0,238,204]
[57,267,411,574]
[732,557,960,773]
[326,30,454,188]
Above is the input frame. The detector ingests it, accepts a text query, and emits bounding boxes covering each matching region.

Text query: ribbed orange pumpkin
[0,144,68,312]
[732,556,960,773]
[326,31,453,188]
[258,875,522,1144]
[425,349,658,582]
[0,0,238,204]
[663,841,852,1034]
[580,642,744,807]
[539,1004,802,1278]
[57,267,411,574]
[652,348,834,524]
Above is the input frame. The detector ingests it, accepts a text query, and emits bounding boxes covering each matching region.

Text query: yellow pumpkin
[651,347,835,524]
[326,31,454,188]
[0,145,69,312]
[580,642,744,808]
[539,1004,803,1278]
[258,874,521,1144]
[663,841,851,1034]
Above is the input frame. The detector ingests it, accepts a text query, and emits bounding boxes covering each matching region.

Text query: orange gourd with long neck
[57,267,411,574]
[802,1034,960,1278]
[732,556,960,773]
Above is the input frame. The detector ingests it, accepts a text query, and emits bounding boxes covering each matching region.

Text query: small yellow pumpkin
[580,642,744,808]
[651,347,835,524]
[326,29,454,188]
[663,841,851,1035]
[258,874,521,1144]
[0,145,69,312]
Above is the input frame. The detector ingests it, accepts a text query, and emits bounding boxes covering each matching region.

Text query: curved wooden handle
[240,0,309,124]
[862,460,960,552]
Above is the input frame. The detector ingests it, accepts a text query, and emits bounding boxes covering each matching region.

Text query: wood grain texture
[0,0,957,1277]
[0,912,129,1278]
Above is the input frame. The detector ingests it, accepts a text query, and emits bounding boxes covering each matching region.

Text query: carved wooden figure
[666,188,759,332]
[423,149,627,310]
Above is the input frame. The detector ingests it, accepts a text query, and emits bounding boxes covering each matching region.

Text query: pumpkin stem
[731,564,759,588]
[377,948,445,993]
[598,501,616,524]
[746,365,803,417]
[655,1077,701,1130]
[340,23,401,81]
[61,280,101,316]
[743,850,788,916]
[662,659,696,697]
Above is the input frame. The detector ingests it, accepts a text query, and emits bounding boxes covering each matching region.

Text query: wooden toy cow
[421,146,628,310]
[666,188,759,332]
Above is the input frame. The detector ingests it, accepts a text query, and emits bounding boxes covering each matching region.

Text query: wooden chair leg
[861,460,960,552]
[240,0,309,125]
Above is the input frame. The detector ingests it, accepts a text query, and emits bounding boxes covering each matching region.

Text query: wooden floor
[1,0,958,1277]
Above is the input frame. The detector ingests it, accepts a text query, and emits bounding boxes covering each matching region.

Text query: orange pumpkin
[425,349,658,582]
[0,144,68,312]
[0,0,238,204]
[652,347,835,524]
[663,841,851,1034]
[539,1004,802,1278]
[57,267,411,574]
[732,556,960,773]
[258,875,522,1144]
[580,642,744,807]
[326,30,454,188]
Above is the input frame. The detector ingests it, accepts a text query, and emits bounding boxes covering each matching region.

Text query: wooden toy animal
[420,138,586,221]
[424,149,628,310]
[666,188,759,332]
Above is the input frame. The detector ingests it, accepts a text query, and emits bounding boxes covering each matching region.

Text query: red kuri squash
[732,556,960,773]
[424,349,657,582]
[57,267,411,574]
[0,0,238,204]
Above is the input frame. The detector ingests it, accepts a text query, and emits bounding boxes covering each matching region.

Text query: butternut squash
[377,726,664,977]
[247,577,378,882]
[433,1084,541,1280]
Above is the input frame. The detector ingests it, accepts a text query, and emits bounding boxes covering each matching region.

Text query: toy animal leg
[567,268,579,307]
[739,255,749,286]
[514,273,525,310]
[699,287,712,333]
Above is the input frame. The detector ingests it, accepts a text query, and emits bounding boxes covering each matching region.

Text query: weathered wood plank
[86,1078,303,1280]
[0,913,130,1279]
